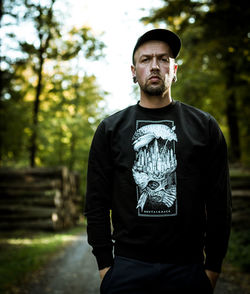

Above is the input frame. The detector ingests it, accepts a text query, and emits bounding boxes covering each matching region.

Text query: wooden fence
[0,167,83,231]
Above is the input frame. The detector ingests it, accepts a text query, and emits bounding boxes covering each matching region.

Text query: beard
[140,79,166,96]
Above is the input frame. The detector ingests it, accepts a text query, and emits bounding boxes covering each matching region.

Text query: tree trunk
[29,1,55,167]
[69,134,76,170]
[225,66,241,162]
[226,92,241,161]
[30,51,44,167]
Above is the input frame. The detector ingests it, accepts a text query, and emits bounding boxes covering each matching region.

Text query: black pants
[100,256,213,294]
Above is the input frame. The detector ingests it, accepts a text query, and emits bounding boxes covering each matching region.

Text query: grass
[0,225,85,293]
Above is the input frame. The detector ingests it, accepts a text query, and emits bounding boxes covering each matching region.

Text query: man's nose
[151,57,160,71]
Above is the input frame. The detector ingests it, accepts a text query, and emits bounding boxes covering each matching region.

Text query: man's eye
[161,57,169,62]
[141,58,149,63]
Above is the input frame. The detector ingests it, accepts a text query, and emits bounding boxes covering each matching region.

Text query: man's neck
[139,93,172,109]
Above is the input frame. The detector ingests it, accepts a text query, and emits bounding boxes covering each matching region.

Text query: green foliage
[1,0,106,169]
[0,63,106,193]
[38,71,106,194]
[0,61,32,165]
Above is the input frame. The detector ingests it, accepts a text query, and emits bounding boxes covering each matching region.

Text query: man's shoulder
[102,104,137,125]
[177,101,221,133]
[177,101,211,120]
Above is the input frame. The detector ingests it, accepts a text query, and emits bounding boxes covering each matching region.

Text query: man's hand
[205,269,220,289]
[100,267,111,281]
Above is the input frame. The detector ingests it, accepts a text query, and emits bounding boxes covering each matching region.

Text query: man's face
[131,40,177,96]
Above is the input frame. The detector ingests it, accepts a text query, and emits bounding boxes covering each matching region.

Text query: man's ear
[131,65,137,83]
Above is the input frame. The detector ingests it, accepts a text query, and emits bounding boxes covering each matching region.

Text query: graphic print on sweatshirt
[132,120,178,217]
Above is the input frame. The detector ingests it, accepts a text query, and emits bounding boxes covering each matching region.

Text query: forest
[1,0,250,196]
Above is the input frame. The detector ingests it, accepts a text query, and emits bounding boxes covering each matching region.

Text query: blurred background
[0,0,250,293]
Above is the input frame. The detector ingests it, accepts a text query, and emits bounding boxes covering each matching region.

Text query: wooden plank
[230,177,250,189]
[232,189,250,197]
[0,167,66,179]
[0,179,62,191]
[0,219,63,231]
[0,205,57,219]
[0,189,60,198]
[0,198,55,207]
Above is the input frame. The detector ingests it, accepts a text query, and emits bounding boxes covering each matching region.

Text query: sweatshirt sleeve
[204,116,232,273]
[84,121,114,270]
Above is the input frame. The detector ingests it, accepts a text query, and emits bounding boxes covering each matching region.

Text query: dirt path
[20,233,246,294]
[21,234,100,294]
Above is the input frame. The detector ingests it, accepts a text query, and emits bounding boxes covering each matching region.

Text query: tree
[143,0,250,163]
[1,0,105,167]
[37,66,106,193]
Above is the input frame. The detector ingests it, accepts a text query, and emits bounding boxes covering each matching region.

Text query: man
[85,29,232,294]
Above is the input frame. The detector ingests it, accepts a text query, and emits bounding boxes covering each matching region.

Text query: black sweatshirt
[85,101,232,273]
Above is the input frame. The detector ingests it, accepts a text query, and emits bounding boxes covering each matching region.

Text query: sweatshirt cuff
[94,247,114,270]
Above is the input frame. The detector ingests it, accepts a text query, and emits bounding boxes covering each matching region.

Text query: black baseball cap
[132,29,181,64]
